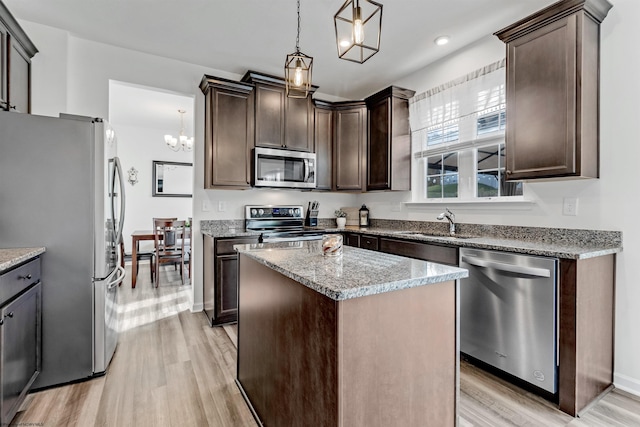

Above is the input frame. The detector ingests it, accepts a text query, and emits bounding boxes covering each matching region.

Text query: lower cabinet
[343,232,379,250]
[379,237,458,266]
[0,258,41,426]
[203,235,259,326]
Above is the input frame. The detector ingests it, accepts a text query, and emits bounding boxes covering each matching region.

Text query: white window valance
[410,59,506,156]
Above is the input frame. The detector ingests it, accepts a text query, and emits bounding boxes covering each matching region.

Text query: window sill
[405,197,535,210]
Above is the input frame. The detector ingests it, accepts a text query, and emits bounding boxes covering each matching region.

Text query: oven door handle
[461,256,551,278]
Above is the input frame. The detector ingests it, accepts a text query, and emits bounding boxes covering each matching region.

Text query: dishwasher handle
[461,255,551,278]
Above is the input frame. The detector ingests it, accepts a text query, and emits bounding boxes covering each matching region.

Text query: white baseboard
[190,302,203,312]
[614,373,640,397]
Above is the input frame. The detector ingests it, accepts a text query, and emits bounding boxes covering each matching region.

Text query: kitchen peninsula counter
[0,248,45,273]
[235,241,467,427]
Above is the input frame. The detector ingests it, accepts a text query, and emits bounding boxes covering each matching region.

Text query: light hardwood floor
[12,263,640,426]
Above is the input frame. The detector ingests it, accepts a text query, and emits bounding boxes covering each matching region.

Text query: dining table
[130,230,156,288]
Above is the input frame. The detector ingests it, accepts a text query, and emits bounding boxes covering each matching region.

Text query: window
[426,153,458,198]
[476,143,522,198]
[409,59,524,203]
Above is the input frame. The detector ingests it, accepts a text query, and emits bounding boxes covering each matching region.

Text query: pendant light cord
[295,0,301,53]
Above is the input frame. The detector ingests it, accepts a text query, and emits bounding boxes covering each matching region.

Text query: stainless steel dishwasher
[459,248,558,394]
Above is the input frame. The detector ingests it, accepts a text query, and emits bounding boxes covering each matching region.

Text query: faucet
[437,208,456,236]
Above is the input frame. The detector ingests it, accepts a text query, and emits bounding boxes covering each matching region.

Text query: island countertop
[235,240,468,301]
[0,248,45,273]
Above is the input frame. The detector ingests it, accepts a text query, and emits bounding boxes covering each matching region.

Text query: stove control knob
[251,209,257,217]
[285,208,291,215]
[294,208,301,216]
[258,209,264,216]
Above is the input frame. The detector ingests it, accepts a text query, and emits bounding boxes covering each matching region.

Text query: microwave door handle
[303,159,310,183]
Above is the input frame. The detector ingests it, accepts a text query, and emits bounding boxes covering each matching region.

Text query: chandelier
[284,0,313,98]
[334,0,383,64]
[165,109,193,152]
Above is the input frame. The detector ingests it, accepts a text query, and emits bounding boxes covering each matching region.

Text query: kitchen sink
[392,231,476,239]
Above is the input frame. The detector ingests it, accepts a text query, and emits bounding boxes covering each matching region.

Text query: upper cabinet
[313,100,333,191]
[200,75,254,189]
[242,71,315,152]
[495,0,612,181]
[0,2,38,113]
[365,86,415,191]
[333,102,367,191]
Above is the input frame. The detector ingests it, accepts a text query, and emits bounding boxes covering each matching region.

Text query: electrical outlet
[218,201,227,212]
[202,200,210,212]
[563,197,578,216]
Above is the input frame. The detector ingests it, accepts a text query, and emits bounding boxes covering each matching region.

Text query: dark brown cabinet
[365,86,415,191]
[0,3,37,113]
[495,0,612,180]
[203,235,259,326]
[199,75,254,189]
[343,232,360,247]
[313,101,333,190]
[333,102,367,191]
[379,237,458,266]
[242,71,315,152]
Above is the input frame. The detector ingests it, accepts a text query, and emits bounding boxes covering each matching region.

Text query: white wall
[116,123,193,253]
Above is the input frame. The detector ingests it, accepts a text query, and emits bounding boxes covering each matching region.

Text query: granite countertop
[235,240,468,301]
[328,227,622,260]
[0,248,45,273]
[201,218,622,260]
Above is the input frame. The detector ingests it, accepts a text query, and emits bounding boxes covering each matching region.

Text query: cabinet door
[205,84,254,188]
[314,106,333,190]
[255,84,285,148]
[505,15,577,180]
[0,21,8,110]
[285,95,313,151]
[367,97,390,190]
[344,233,360,247]
[203,235,216,324]
[1,282,41,425]
[7,37,30,113]
[215,254,239,324]
[334,106,366,191]
[379,237,458,266]
[360,234,379,251]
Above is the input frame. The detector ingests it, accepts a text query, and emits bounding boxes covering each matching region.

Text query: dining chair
[151,219,186,287]
[183,217,192,280]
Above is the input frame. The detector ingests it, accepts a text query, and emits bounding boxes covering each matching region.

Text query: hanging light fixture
[285,0,313,98]
[165,109,193,152]
[334,0,383,64]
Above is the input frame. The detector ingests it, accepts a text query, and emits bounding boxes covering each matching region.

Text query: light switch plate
[563,197,578,216]
[202,200,210,212]
[218,201,227,212]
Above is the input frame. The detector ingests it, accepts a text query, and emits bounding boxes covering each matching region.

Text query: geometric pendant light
[285,0,313,98]
[334,0,383,64]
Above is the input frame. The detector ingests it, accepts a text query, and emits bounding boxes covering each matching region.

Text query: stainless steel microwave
[254,147,316,189]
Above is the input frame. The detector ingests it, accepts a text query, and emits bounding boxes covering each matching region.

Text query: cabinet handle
[19,274,33,280]
[506,170,512,175]
[5,312,13,318]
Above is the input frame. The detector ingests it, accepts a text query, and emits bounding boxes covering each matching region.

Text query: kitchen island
[234,240,468,427]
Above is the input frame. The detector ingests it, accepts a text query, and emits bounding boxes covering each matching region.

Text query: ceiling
[6,0,556,132]
[7,0,556,101]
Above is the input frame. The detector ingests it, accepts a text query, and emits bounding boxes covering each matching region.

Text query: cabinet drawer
[215,237,259,255]
[360,234,379,251]
[0,258,41,306]
[344,233,360,247]
[379,238,458,266]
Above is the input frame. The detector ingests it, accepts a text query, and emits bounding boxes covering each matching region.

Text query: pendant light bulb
[353,6,364,44]
[294,59,304,87]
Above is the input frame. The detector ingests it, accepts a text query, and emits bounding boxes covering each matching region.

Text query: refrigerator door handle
[107,265,126,289]
[111,157,126,244]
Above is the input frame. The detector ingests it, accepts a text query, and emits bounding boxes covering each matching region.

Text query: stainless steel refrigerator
[0,111,125,389]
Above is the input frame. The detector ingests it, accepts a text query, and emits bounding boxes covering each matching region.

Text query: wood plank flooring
[12,263,640,426]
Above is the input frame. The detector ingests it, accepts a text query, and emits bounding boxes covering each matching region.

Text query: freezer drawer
[460,248,558,394]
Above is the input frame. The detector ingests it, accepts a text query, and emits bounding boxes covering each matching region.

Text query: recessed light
[434,36,450,46]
